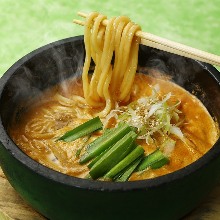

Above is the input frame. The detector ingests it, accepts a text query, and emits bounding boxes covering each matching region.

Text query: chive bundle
[58,117,169,181]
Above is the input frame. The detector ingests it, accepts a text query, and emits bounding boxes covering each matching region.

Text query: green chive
[105,145,144,179]
[89,131,137,179]
[150,157,169,169]
[79,123,133,164]
[57,116,103,142]
[87,147,111,169]
[115,157,143,182]
[136,149,169,171]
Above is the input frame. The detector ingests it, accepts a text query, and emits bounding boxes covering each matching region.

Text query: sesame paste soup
[9,73,219,181]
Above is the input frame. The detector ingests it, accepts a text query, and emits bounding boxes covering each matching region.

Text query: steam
[138,46,202,87]
[2,39,218,128]
[49,41,85,94]
[5,40,204,114]
[1,39,85,126]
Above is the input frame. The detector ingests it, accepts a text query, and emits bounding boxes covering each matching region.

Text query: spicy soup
[9,73,219,181]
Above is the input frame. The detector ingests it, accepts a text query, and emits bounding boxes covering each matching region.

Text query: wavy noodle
[54,92,88,111]
[54,93,76,107]
[82,12,141,117]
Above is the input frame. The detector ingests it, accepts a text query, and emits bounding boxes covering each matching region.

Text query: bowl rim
[0,36,220,192]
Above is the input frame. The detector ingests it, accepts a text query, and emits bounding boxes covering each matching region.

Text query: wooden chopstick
[73,12,220,66]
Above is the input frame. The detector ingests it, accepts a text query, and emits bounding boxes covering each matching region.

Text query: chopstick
[73,12,220,66]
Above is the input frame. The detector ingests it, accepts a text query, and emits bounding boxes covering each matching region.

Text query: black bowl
[0,36,220,220]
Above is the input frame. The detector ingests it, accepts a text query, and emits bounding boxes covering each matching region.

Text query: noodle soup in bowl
[0,36,220,220]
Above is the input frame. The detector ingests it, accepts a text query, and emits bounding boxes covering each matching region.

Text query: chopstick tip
[73,19,85,26]
[77,11,87,17]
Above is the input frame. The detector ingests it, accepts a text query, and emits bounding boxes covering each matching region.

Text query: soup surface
[9,73,219,180]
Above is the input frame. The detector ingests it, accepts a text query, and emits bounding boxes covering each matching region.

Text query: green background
[0,0,220,77]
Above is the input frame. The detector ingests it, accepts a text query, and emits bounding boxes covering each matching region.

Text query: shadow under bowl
[0,36,220,220]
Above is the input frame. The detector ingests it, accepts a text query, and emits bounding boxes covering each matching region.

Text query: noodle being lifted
[82,12,141,117]
[9,12,219,181]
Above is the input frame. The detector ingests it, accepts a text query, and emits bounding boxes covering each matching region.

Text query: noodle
[82,12,141,117]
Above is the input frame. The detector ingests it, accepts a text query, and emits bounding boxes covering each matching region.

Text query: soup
[9,73,219,181]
